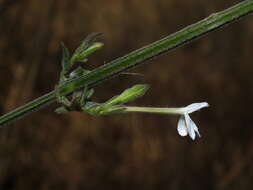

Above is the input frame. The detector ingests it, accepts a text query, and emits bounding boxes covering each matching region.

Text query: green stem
[123,106,182,115]
[1,0,253,126]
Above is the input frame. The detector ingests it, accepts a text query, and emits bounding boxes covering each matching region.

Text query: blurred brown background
[0,0,253,189]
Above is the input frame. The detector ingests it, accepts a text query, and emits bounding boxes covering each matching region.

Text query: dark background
[0,0,253,189]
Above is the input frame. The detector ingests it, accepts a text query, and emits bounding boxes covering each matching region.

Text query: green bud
[70,33,103,64]
[104,84,149,106]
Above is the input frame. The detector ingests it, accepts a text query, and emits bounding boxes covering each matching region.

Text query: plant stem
[123,106,182,115]
[1,0,253,126]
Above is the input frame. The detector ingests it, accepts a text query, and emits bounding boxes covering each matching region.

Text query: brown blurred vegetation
[0,0,253,189]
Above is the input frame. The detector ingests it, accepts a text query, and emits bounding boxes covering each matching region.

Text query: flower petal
[183,102,209,114]
[190,118,201,138]
[184,114,196,140]
[177,115,188,136]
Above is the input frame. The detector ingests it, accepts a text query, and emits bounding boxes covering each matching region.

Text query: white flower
[123,101,209,140]
[177,102,209,140]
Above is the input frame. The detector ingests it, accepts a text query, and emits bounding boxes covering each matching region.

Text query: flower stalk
[123,106,183,115]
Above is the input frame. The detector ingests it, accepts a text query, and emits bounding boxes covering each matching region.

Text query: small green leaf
[79,42,104,60]
[60,42,71,73]
[76,33,102,54]
[104,84,150,106]
[71,33,103,64]
[96,105,125,115]
[69,66,90,78]
[85,88,94,99]
[83,102,125,115]
[71,42,104,63]
[55,106,70,114]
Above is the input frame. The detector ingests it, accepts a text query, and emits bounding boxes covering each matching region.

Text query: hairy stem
[1,0,253,126]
